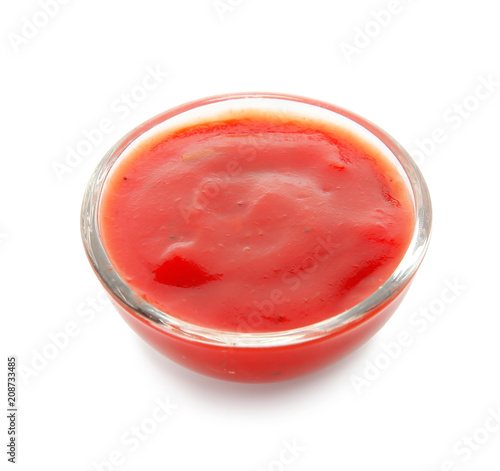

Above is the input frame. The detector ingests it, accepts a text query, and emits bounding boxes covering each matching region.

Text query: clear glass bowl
[81,93,432,383]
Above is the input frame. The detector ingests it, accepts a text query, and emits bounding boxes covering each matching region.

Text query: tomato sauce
[100,113,414,335]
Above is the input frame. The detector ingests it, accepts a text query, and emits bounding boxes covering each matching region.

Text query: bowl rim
[81,92,432,348]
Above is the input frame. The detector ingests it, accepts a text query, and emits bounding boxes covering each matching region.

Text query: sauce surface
[100,113,414,332]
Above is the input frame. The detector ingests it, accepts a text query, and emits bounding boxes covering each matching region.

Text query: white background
[2,1,500,470]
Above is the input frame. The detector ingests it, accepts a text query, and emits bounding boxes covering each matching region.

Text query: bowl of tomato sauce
[81,93,432,382]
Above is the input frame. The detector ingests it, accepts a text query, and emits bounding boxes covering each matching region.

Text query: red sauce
[100,113,414,335]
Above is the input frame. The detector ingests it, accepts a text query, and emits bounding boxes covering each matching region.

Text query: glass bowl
[81,92,432,383]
